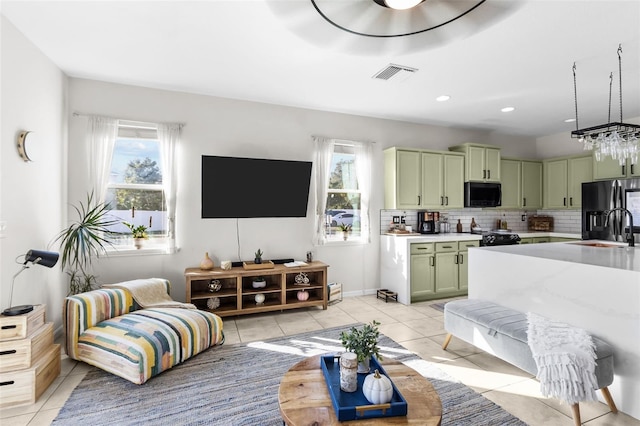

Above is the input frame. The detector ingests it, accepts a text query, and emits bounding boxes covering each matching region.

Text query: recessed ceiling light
[564,118,576,123]
[501,106,515,113]
[436,95,450,102]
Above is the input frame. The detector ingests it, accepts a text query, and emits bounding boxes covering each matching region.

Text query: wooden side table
[0,305,61,408]
[278,355,442,425]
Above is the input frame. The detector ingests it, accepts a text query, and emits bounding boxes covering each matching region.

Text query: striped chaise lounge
[64,278,224,384]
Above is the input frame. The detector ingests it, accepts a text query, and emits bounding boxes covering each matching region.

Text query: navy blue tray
[320,355,408,421]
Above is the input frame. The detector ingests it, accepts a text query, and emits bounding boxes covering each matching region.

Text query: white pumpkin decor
[362,369,393,405]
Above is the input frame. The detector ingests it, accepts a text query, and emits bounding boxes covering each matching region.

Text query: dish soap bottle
[501,214,508,230]
[456,219,462,233]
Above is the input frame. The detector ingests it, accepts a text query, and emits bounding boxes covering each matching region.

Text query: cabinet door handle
[632,164,635,175]
[459,254,464,264]
[563,197,566,206]
[488,170,491,179]
[430,257,435,267]
[454,255,459,264]
[445,196,449,205]
[523,197,527,207]
[483,170,486,179]
[440,196,444,206]
[622,165,626,175]
[418,195,421,205]
[570,197,573,206]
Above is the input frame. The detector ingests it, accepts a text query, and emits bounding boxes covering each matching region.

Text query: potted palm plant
[340,320,382,373]
[53,192,119,294]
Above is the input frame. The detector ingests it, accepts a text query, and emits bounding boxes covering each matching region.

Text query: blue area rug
[53,325,526,425]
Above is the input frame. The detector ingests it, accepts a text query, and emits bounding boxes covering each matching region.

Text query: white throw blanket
[526,312,598,405]
[103,278,196,310]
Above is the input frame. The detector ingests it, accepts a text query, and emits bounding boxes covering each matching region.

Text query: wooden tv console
[185,261,329,317]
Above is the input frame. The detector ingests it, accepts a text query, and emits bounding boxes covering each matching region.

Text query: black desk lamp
[3,249,59,316]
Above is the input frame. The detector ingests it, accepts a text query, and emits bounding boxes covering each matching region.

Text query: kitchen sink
[569,242,626,248]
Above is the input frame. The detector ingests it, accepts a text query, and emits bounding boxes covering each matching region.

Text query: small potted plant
[340,320,382,373]
[123,221,148,249]
[254,248,263,264]
[338,223,352,241]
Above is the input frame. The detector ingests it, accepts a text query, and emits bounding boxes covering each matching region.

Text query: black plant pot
[254,258,262,264]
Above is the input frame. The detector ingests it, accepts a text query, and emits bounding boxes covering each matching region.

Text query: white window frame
[313,136,372,245]
[87,116,179,255]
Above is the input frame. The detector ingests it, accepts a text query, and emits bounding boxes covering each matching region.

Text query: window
[86,116,180,253]
[313,137,372,244]
[106,122,167,248]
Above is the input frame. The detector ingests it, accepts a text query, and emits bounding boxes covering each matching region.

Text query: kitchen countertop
[481,239,639,271]
[382,231,581,241]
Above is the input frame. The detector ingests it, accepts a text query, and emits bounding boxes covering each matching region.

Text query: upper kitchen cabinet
[592,154,638,180]
[384,148,421,208]
[449,143,501,182]
[500,159,542,209]
[543,155,592,209]
[384,147,464,209]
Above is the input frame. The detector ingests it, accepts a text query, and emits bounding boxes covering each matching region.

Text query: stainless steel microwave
[464,182,501,207]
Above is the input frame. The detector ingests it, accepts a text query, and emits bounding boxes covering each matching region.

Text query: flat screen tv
[202,155,313,218]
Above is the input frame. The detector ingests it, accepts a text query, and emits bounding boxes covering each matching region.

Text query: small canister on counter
[339,352,358,392]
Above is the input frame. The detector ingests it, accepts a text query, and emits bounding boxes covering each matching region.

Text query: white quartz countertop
[381,231,581,242]
[381,233,482,242]
[480,240,640,271]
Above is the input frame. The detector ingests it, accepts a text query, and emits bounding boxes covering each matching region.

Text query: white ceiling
[2,0,639,139]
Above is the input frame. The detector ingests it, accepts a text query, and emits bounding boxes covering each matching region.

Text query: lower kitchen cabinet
[409,243,435,302]
[410,240,478,301]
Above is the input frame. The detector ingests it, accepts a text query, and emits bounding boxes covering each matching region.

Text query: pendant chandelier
[571,44,640,165]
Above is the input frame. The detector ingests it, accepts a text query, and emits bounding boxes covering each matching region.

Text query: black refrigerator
[582,178,640,244]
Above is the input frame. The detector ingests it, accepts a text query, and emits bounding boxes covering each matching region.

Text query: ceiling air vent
[372,64,418,81]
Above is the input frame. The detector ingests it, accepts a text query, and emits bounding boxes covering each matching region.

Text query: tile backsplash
[380,209,582,235]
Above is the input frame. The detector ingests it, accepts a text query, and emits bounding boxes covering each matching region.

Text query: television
[202,155,313,218]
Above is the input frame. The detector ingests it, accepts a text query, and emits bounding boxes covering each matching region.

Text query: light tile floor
[2,295,638,426]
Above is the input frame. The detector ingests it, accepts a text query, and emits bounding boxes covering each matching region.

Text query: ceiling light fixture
[373,0,424,10]
[564,118,576,123]
[309,0,486,38]
[436,95,451,102]
[501,107,515,112]
[572,44,639,164]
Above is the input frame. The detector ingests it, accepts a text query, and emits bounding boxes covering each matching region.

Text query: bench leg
[600,386,618,413]
[442,333,453,350]
[570,404,581,426]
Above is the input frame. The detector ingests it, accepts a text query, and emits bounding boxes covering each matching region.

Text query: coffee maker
[418,211,440,234]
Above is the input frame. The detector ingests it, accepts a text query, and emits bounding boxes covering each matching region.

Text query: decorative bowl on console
[252,277,267,289]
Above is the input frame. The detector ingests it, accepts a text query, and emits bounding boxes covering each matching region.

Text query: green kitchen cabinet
[533,237,551,243]
[519,237,533,244]
[592,155,638,180]
[384,147,464,209]
[500,159,542,209]
[500,159,521,209]
[384,148,421,209]
[522,160,543,209]
[410,243,436,302]
[449,143,501,182]
[543,155,591,209]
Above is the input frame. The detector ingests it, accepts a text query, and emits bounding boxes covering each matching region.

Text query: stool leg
[570,403,581,426]
[600,387,618,413]
[442,333,453,350]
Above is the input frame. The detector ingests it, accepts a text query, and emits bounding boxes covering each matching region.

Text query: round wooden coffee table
[278,354,442,425]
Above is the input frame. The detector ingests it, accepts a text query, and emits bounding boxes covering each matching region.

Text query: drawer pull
[0,350,17,356]
[0,381,15,386]
[416,247,428,250]
[442,245,453,249]
[1,325,17,330]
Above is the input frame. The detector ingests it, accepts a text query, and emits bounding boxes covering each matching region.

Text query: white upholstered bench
[442,299,617,426]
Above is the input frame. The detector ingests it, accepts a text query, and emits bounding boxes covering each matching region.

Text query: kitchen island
[467,241,640,420]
